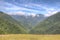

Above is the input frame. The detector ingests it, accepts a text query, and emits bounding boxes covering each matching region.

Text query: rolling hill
[30,12,60,34]
[0,11,27,34]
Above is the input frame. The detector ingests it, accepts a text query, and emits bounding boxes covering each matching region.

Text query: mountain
[1,11,60,34]
[11,14,45,30]
[30,12,60,34]
[0,12,26,34]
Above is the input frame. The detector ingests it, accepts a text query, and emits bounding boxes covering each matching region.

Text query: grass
[0,34,60,40]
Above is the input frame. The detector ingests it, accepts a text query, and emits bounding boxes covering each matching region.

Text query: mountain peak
[7,12,45,18]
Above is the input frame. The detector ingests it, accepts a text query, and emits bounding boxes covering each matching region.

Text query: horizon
[0,0,60,16]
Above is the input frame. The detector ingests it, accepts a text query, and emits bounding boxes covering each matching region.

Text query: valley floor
[0,34,60,40]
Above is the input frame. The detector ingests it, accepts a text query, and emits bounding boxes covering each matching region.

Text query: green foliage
[0,11,60,34]
[0,12,27,34]
[30,12,60,34]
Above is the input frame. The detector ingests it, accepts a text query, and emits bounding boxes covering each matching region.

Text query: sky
[0,0,60,16]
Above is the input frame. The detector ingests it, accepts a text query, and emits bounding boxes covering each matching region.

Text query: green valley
[0,11,60,34]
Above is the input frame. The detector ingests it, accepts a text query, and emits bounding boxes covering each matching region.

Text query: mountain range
[11,14,45,30]
[0,11,60,34]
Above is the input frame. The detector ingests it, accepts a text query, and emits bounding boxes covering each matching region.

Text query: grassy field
[0,34,60,40]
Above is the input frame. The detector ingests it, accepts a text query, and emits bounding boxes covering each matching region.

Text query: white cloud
[16,12,26,15]
[1,1,60,17]
[9,12,37,17]
[1,2,41,13]
[44,11,58,17]
[25,3,60,17]
[39,5,59,17]
[8,11,26,15]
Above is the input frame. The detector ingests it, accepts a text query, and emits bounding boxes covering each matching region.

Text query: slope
[30,12,60,34]
[11,14,45,30]
[0,12,27,34]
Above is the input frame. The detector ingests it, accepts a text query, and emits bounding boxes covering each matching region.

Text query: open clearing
[0,34,60,40]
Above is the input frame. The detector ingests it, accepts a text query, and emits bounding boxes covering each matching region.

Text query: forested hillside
[0,12,26,34]
[30,12,60,34]
[0,11,60,34]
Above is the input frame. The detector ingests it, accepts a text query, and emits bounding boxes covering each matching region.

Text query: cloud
[16,12,26,15]
[36,4,60,16]
[0,0,60,16]
[0,1,42,14]
[24,3,60,15]
[44,11,58,17]
[9,11,37,17]
[8,11,26,15]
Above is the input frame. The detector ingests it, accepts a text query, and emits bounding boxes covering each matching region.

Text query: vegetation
[0,34,60,40]
[0,11,60,34]
[0,12,27,34]
[30,12,60,34]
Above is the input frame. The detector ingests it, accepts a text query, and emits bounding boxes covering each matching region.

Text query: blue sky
[0,0,60,16]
